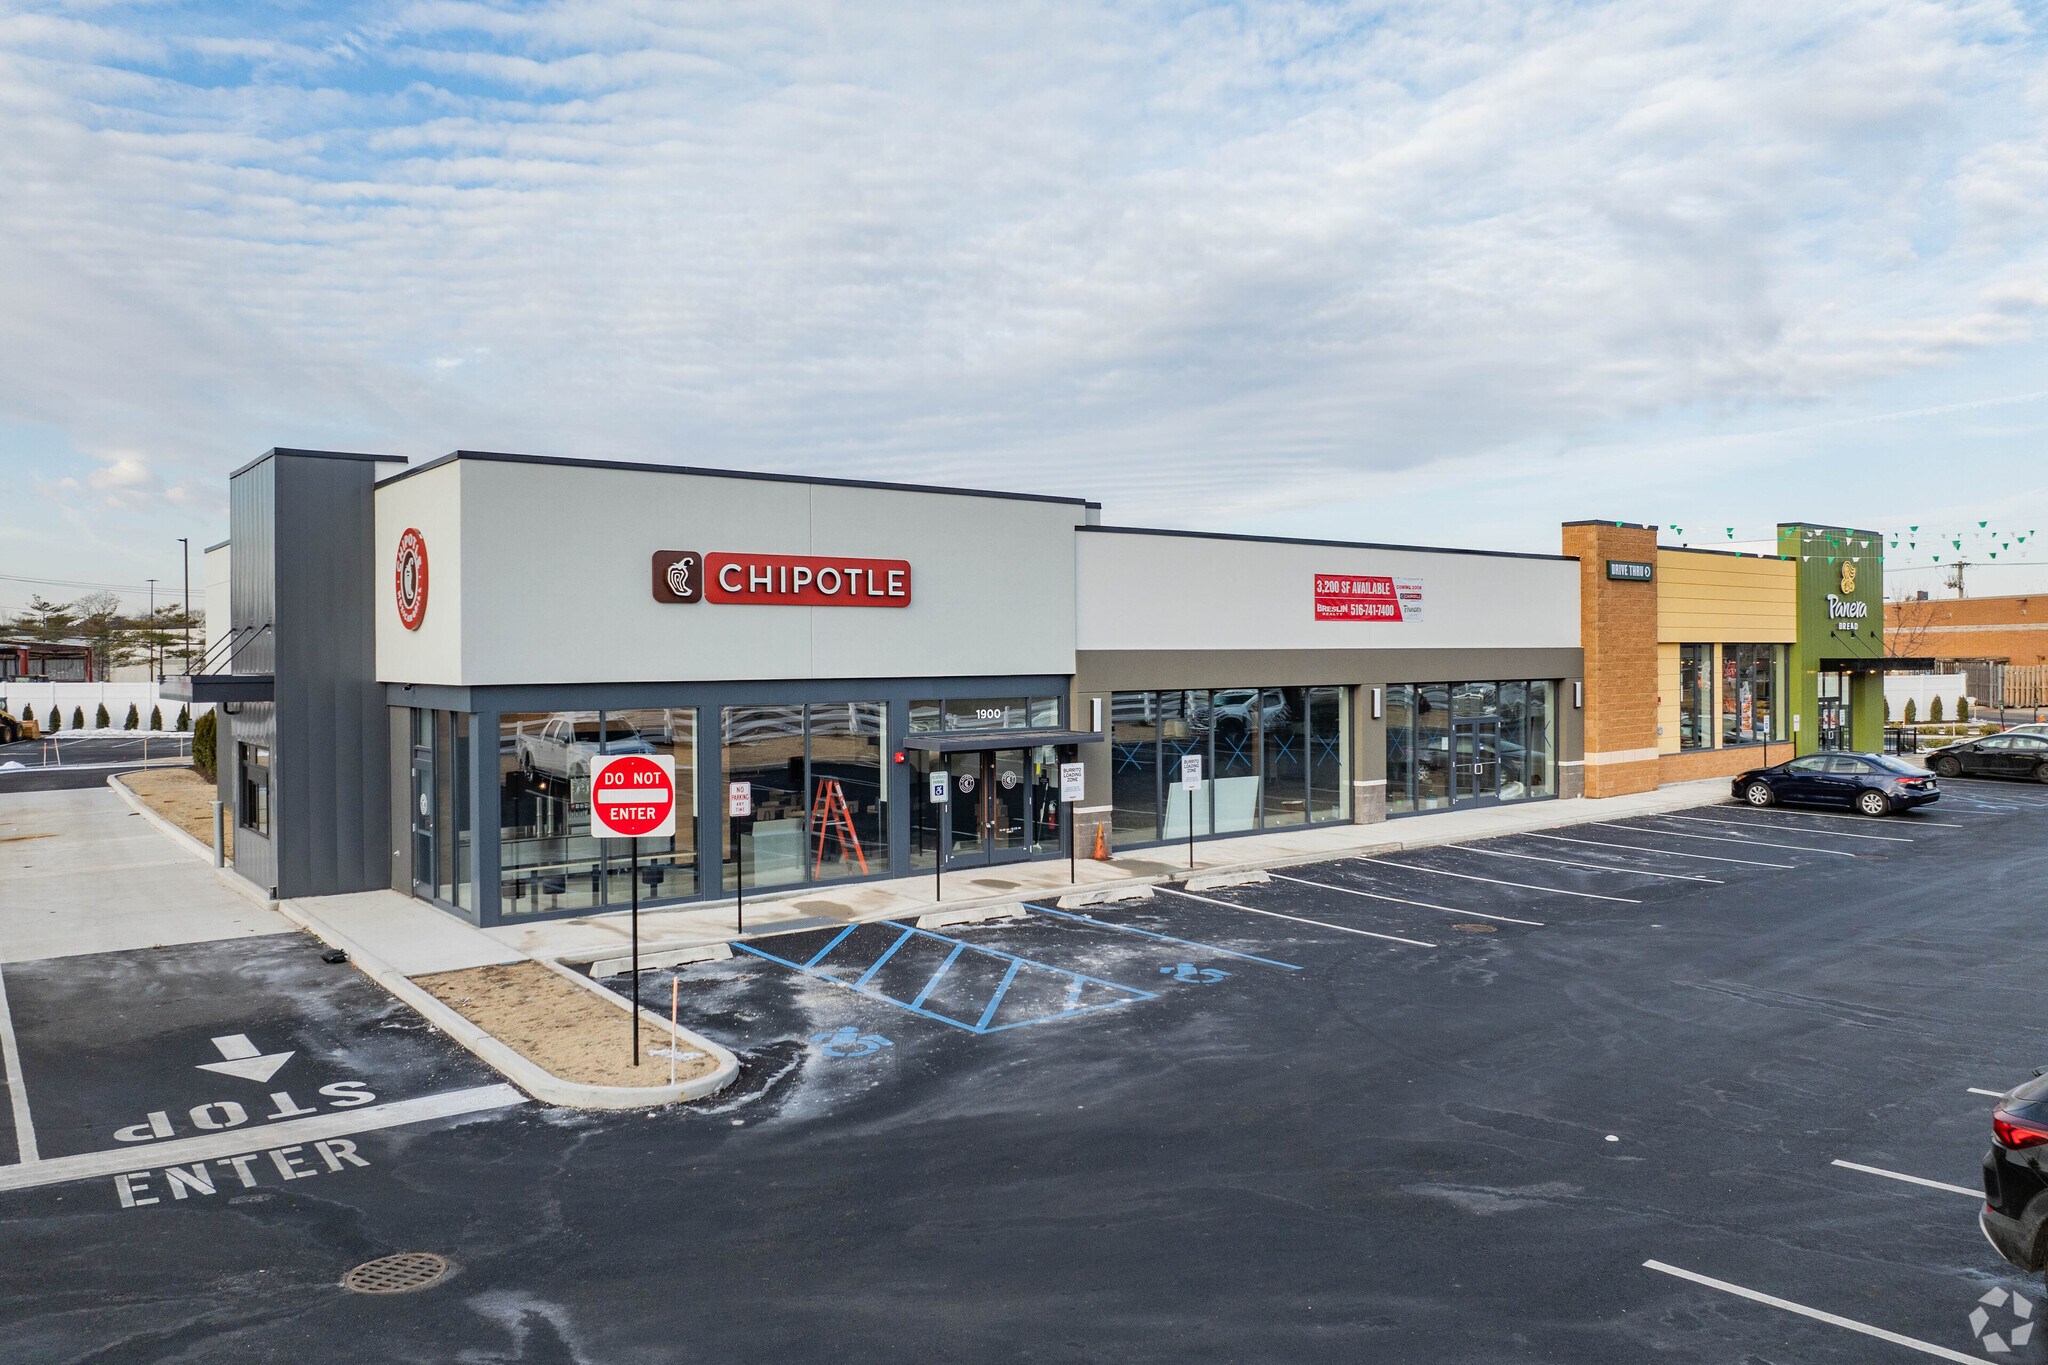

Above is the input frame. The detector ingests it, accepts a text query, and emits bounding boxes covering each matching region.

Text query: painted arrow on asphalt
[195,1033,295,1083]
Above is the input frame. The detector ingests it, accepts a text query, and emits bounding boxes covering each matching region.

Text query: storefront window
[1256,688,1304,829]
[1030,745,1063,852]
[914,697,1066,733]
[239,743,270,835]
[721,705,807,889]
[435,712,470,909]
[807,702,887,881]
[1721,644,1781,746]
[1415,685,1452,810]
[499,711,605,915]
[1308,686,1348,822]
[598,708,696,905]
[1678,644,1710,750]
[1385,685,1416,815]
[1383,680,1556,814]
[1213,689,1262,833]
[1111,692,1161,843]
[1160,691,1212,838]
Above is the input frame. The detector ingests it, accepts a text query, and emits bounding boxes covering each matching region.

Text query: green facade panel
[1777,522,1886,756]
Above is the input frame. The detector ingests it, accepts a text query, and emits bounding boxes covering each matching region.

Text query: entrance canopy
[1817,657,1936,674]
[901,728,1102,753]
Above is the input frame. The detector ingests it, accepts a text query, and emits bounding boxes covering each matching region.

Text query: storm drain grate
[343,1252,449,1294]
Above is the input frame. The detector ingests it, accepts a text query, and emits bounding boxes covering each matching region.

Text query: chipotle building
[179,448,1584,922]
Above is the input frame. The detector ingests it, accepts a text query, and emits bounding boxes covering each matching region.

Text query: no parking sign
[590,754,676,839]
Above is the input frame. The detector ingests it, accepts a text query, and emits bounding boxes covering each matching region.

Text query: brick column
[1561,522,1660,798]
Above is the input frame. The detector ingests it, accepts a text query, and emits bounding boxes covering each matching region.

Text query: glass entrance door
[1453,720,1500,805]
[411,747,435,895]
[945,749,1033,867]
[1818,673,1851,751]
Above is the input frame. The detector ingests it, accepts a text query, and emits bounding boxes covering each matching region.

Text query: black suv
[1983,1075,2048,1278]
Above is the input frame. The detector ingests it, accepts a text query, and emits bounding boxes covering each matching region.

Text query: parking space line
[1359,858,1641,903]
[1157,887,1437,947]
[1267,873,1544,926]
[1722,806,1965,830]
[0,1084,528,1195]
[1027,905,1304,968]
[1665,814,1911,843]
[1524,832,1794,869]
[852,927,917,989]
[1829,1158,1980,1198]
[1642,1260,1983,1364]
[804,926,859,969]
[1449,845,1721,883]
[908,944,967,1010]
[1597,822,1855,857]
[1969,1088,2006,1098]
[974,961,1025,1031]
[0,965,37,1165]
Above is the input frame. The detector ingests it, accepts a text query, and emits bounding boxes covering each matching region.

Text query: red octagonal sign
[590,754,676,839]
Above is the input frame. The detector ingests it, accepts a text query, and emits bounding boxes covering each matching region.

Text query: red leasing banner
[705,553,911,606]
[1314,574,1402,621]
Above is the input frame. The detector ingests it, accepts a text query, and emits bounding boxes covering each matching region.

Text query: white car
[514,716,654,779]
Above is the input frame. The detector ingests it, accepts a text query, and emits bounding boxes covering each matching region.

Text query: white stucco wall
[1075,529,1580,653]
[375,459,1084,686]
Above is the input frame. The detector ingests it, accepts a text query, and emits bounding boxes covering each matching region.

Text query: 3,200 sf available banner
[1313,574,1424,622]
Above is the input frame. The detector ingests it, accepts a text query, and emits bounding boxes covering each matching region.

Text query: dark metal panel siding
[271,454,389,898]
[227,458,278,892]
[389,707,411,892]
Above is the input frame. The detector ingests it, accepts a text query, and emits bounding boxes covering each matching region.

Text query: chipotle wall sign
[652,551,911,607]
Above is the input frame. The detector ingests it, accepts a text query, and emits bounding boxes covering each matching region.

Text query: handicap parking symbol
[811,1025,893,1059]
[1160,963,1230,984]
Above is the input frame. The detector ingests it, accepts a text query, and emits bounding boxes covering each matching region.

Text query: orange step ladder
[812,779,870,876]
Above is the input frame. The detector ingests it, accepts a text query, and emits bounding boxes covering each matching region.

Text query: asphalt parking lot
[7,777,2048,1362]
[0,736,193,793]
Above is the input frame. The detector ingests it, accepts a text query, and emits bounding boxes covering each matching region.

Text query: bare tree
[1886,594,1942,661]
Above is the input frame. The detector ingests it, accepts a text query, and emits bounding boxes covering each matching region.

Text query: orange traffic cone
[1091,823,1109,861]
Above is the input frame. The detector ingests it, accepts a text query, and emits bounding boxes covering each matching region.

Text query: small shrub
[95,703,110,729]
[47,705,61,732]
[71,706,84,730]
[193,709,217,781]
[1929,696,1944,724]
[1957,696,1971,723]
[1903,698,1917,724]
[175,705,189,732]
[122,703,139,731]
[148,705,162,731]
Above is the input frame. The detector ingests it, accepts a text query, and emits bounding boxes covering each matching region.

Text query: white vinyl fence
[0,681,212,733]
[1883,674,1973,721]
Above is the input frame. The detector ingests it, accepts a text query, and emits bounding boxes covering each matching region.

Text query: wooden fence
[2003,664,2048,709]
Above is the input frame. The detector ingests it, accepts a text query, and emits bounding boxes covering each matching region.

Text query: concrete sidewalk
[466,780,1736,969]
[0,786,289,964]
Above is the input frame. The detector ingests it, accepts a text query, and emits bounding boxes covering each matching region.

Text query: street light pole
[146,579,157,679]
[178,538,190,674]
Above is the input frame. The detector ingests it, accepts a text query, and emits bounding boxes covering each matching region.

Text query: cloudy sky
[4,0,2047,615]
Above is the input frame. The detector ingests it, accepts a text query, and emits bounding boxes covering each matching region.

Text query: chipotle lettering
[651,550,911,606]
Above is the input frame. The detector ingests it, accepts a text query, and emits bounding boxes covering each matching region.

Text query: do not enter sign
[590,754,677,839]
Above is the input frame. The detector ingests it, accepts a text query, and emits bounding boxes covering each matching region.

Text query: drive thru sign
[590,754,676,839]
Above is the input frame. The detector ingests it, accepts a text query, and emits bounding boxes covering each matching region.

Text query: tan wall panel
[1656,550,1796,643]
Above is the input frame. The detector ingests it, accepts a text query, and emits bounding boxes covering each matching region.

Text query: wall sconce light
[1573,681,1584,709]
[1370,686,1383,720]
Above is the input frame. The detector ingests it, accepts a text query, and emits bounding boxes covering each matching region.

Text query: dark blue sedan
[1730,752,1940,817]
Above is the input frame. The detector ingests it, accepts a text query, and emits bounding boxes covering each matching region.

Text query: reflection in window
[1160,691,1212,839]
[1111,692,1161,843]
[1308,687,1347,822]
[721,705,807,890]
[499,711,604,914]
[1722,644,1781,745]
[239,743,270,835]
[1497,682,1528,800]
[1385,685,1415,815]
[807,703,886,881]
[1213,689,1261,834]
[1415,685,1452,810]
[1256,688,1303,830]
[599,708,696,905]
[1678,645,1710,749]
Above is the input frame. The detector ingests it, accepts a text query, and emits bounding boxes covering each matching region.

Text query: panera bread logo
[651,551,910,607]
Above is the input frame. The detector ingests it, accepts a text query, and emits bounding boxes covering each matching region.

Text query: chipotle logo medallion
[395,528,429,630]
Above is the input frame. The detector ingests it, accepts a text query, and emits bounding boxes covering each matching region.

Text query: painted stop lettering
[589,754,676,839]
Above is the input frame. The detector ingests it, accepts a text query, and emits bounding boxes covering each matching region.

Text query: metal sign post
[1059,761,1086,886]
[590,753,678,1068]
[1180,754,1202,871]
[929,768,950,903]
[728,782,753,935]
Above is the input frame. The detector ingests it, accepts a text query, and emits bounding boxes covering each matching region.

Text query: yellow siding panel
[1657,550,1796,643]
[1658,643,1681,754]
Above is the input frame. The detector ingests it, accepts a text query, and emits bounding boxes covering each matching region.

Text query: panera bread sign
[652,551,911,607]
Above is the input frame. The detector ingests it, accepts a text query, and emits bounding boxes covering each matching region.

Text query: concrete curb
[532,958,741,1102]
[276,898,738,1110]
[105,772,275,912]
